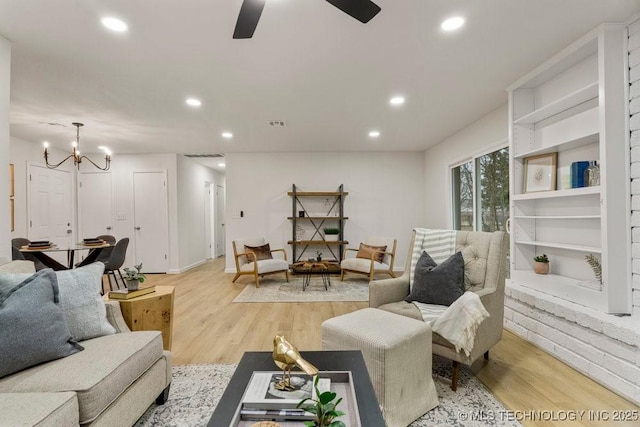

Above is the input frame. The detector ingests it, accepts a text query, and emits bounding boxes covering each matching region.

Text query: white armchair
[232,237,289,288]
[340,237,397,281]
[370,229,508,390]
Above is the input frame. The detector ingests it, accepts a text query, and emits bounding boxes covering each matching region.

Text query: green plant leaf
[319,391,336,404]
[329,422,346,427]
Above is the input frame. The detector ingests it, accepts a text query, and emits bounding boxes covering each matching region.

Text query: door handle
[135,226,141,230]
[67,230,72,234]
[106,226,112,230]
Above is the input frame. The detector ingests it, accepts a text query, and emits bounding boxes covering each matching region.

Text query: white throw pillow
[0,262,115,341]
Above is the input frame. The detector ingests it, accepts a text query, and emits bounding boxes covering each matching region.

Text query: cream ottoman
[321,308,438,427]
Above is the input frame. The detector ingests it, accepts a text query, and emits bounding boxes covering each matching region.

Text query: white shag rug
[232,276,370,303]
[135,363,521,427]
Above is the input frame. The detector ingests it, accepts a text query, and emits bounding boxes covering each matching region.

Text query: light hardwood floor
[144,257,639,427]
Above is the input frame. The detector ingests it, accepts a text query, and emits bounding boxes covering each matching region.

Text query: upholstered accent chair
[340,237,397,281]
[369,229,508,390]
[232,237,289,287]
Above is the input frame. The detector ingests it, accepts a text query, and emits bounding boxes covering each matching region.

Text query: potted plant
[533,254,549,275]
[123,263,146,291]
[323,227,340,242]
[316,251,323,262]
[296,376,345,427]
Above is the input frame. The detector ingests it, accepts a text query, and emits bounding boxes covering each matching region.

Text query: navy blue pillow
[405,251,465,306]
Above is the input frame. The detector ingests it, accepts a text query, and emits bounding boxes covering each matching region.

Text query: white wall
[176,155,225,272]
[629,17,640,312]
[9,136,75,239]
[224,151,426,272]
[423,105,508,228]
[0,36,10,260]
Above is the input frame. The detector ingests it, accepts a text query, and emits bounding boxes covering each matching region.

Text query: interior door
[78,172,113,238]
[133,171,168,273]
[28,164,73,264]
[215,184,225,257]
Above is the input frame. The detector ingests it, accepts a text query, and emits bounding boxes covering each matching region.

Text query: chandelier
[43,122,111,171]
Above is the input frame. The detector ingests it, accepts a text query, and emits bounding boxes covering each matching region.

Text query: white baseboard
[167,259,207,274]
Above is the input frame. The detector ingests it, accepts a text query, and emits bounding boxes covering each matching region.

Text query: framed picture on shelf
[523,153,557,193]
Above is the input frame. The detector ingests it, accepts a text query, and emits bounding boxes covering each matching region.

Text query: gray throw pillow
[0,262,115,341]
[405,251,465,306]
[0,269,83,379]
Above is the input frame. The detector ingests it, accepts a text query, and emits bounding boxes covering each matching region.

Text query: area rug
[232,276,370,303]
[135,363,521,427]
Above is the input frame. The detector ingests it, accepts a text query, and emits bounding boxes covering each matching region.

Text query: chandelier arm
[79,155,111,171]
[44,154,76,170]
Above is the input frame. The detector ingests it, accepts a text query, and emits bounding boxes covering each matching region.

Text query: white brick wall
[631,18,640,313]
[503,23,640,404]
[505,283,640,405]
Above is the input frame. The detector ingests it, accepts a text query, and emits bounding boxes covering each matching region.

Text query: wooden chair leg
[484,351,489,360]
[389,270,396,278]
[451,361,459,391]
[369,270,374,281]
[254,271,260,288]
[232,273,241,283]
[285,270,289,282]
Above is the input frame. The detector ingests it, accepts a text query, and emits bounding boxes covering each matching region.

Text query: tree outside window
[452,147,509,233]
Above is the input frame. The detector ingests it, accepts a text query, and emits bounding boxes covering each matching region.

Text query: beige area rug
[232,275,370,302]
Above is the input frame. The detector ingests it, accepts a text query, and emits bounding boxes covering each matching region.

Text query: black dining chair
[11,237,47,270]
[103,238,129,292]
[91,234,116,264]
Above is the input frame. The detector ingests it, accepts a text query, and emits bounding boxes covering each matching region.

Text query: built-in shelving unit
[507,24,630,314]
[288,184,348,263]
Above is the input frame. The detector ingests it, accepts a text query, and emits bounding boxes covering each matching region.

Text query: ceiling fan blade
[233,0,266,39]
[325,0,381,23]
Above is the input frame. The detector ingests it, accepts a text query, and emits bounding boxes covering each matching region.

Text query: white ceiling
[1,0,639,171]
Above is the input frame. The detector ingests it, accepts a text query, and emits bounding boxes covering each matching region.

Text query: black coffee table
[208,350,385,426]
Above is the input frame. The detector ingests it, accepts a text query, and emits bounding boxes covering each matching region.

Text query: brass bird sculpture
[272,335,318,391]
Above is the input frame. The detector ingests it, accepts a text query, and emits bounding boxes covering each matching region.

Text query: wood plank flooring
[144,257,639,427]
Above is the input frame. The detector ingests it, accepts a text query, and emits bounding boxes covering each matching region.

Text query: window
[452,146,509,232]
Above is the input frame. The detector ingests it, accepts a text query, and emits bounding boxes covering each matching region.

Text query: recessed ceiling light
[101,17,128,32]
[222,132,233,139]
[390,96,405,106]
[186,98,202,107]
[441,16,465,32]
[218,163,226,167]
[369,131,380,138]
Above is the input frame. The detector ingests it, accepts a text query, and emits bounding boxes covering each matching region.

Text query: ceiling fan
[233,0,381,39]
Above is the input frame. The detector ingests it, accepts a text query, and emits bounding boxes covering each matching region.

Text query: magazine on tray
[241,371,330,410]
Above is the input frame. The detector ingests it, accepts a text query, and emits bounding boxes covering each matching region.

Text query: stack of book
[108,286,155,300]
[26,240,52,249]
[570,161,590,188]
[239,372,330,422]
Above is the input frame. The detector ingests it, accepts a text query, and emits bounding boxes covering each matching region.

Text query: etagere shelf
[288,184,348,263]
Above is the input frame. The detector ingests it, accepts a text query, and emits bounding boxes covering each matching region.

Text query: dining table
[19,242,113,270]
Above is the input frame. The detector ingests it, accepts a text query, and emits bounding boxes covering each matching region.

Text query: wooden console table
[106,285,174,350]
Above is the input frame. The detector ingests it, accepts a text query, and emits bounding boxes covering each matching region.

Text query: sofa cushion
[0,260,36,273]
[405,251,465,306]
[0,269,83,379]
[244,243,273,261]
[240,258,289,274]
[356,243,387,263]
[0,330,163,424]
[0,392,78,427]
[0,263,116,341]
[341,257,387,273]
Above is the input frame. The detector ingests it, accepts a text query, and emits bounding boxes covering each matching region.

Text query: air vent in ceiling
[268,120,286,127]
[184,153,225,158]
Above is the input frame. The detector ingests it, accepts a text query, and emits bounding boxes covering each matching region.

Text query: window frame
[448,139,509,231]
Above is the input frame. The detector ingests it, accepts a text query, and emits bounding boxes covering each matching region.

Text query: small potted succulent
[316,251,323,262]
[323,227,340,242]
[533,254,549,275]
[296,376,345,427]
[123,263,146,291]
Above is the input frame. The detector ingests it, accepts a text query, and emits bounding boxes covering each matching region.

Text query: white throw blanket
[409,228,489,356]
